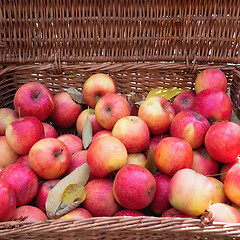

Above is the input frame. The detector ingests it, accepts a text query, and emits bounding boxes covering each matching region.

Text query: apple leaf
[66,87,86,104]
[46,163,90,219]
[145,147,157,175]
[146,87,186,100]
[82,109,93,149]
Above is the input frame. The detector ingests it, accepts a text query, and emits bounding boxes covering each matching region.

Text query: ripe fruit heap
[0,70,239,224]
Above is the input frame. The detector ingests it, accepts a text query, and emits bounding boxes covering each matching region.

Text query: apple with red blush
[170,110,210,149]
[51,92,82,128]
[0,108,18,136]
[191,147,219,176]
[57,134,83,155]
[172,91,196,114]
[82,73,117,108]
[14,82,54,121]
[0,164,39,206]
[5,116,44,155]
[138,96,175,135]
[29,138,71,179]
[195,68,228,94]
[76,108,103,137]
[95,93,131,130]
[35,179,61,213]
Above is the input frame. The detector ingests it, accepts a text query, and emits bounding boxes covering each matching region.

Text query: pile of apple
[0,68,240,223]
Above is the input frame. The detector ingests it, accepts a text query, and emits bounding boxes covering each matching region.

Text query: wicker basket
[0,0,240,239]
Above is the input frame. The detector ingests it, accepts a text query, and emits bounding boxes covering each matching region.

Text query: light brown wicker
[0,0,240,239]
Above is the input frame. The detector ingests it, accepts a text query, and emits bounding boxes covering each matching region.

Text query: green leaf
[146,87,186,100]
[46,163,90,219]
[82,108,93,149]
[145,147,157,175]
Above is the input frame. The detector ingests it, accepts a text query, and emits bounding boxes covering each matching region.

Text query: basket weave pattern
[0,0,240,239]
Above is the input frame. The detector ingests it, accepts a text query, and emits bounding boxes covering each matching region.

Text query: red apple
[14,82,54,121]
[59,208,92,220]
[15,154,30,168]
[29,138,71,179]
[193,88,232,122]
[224,163,240,206]
[168,168,213,216]
[0,136,19,168]
[144,134,170,157]
[112,116,150,153]
[92,130,112,142]
[50,92,82,128]
[0,108,18,136]
[12,205,47,221]
[5,116,44,155]
[82,73,117,108]
[205,121,240,163]
[170,110,210,149]
[0,179,16,222]
[42,122,58,138]
[35,179,61,213]
[95,93,131,130]
[126,153,147,167]
[87,136,128,178]
[138,96,175,135]
[208,203,240,223]
[195,68,228,94]
[154,137,193,176]
[0,164,39,206]
[114,209,145,217]
[220,160,240,182]
[83,178,120,217]
[161,208,194,218]
[113,164,156,210]
[172,91,196,114]
[76,108,103,137]
[191,147,219,176]
[149,171,171,216]
[207,177,228,204]
[64,150,95,180]
[57,134,83,155]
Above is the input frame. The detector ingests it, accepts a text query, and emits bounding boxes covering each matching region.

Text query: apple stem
[206,172,226,177]
[55,148,63,158]
[196,111,199,119]
[164,102,171,110]
[18,107,21,118]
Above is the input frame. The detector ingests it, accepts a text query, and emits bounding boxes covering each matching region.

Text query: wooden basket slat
[1,0,239,64]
